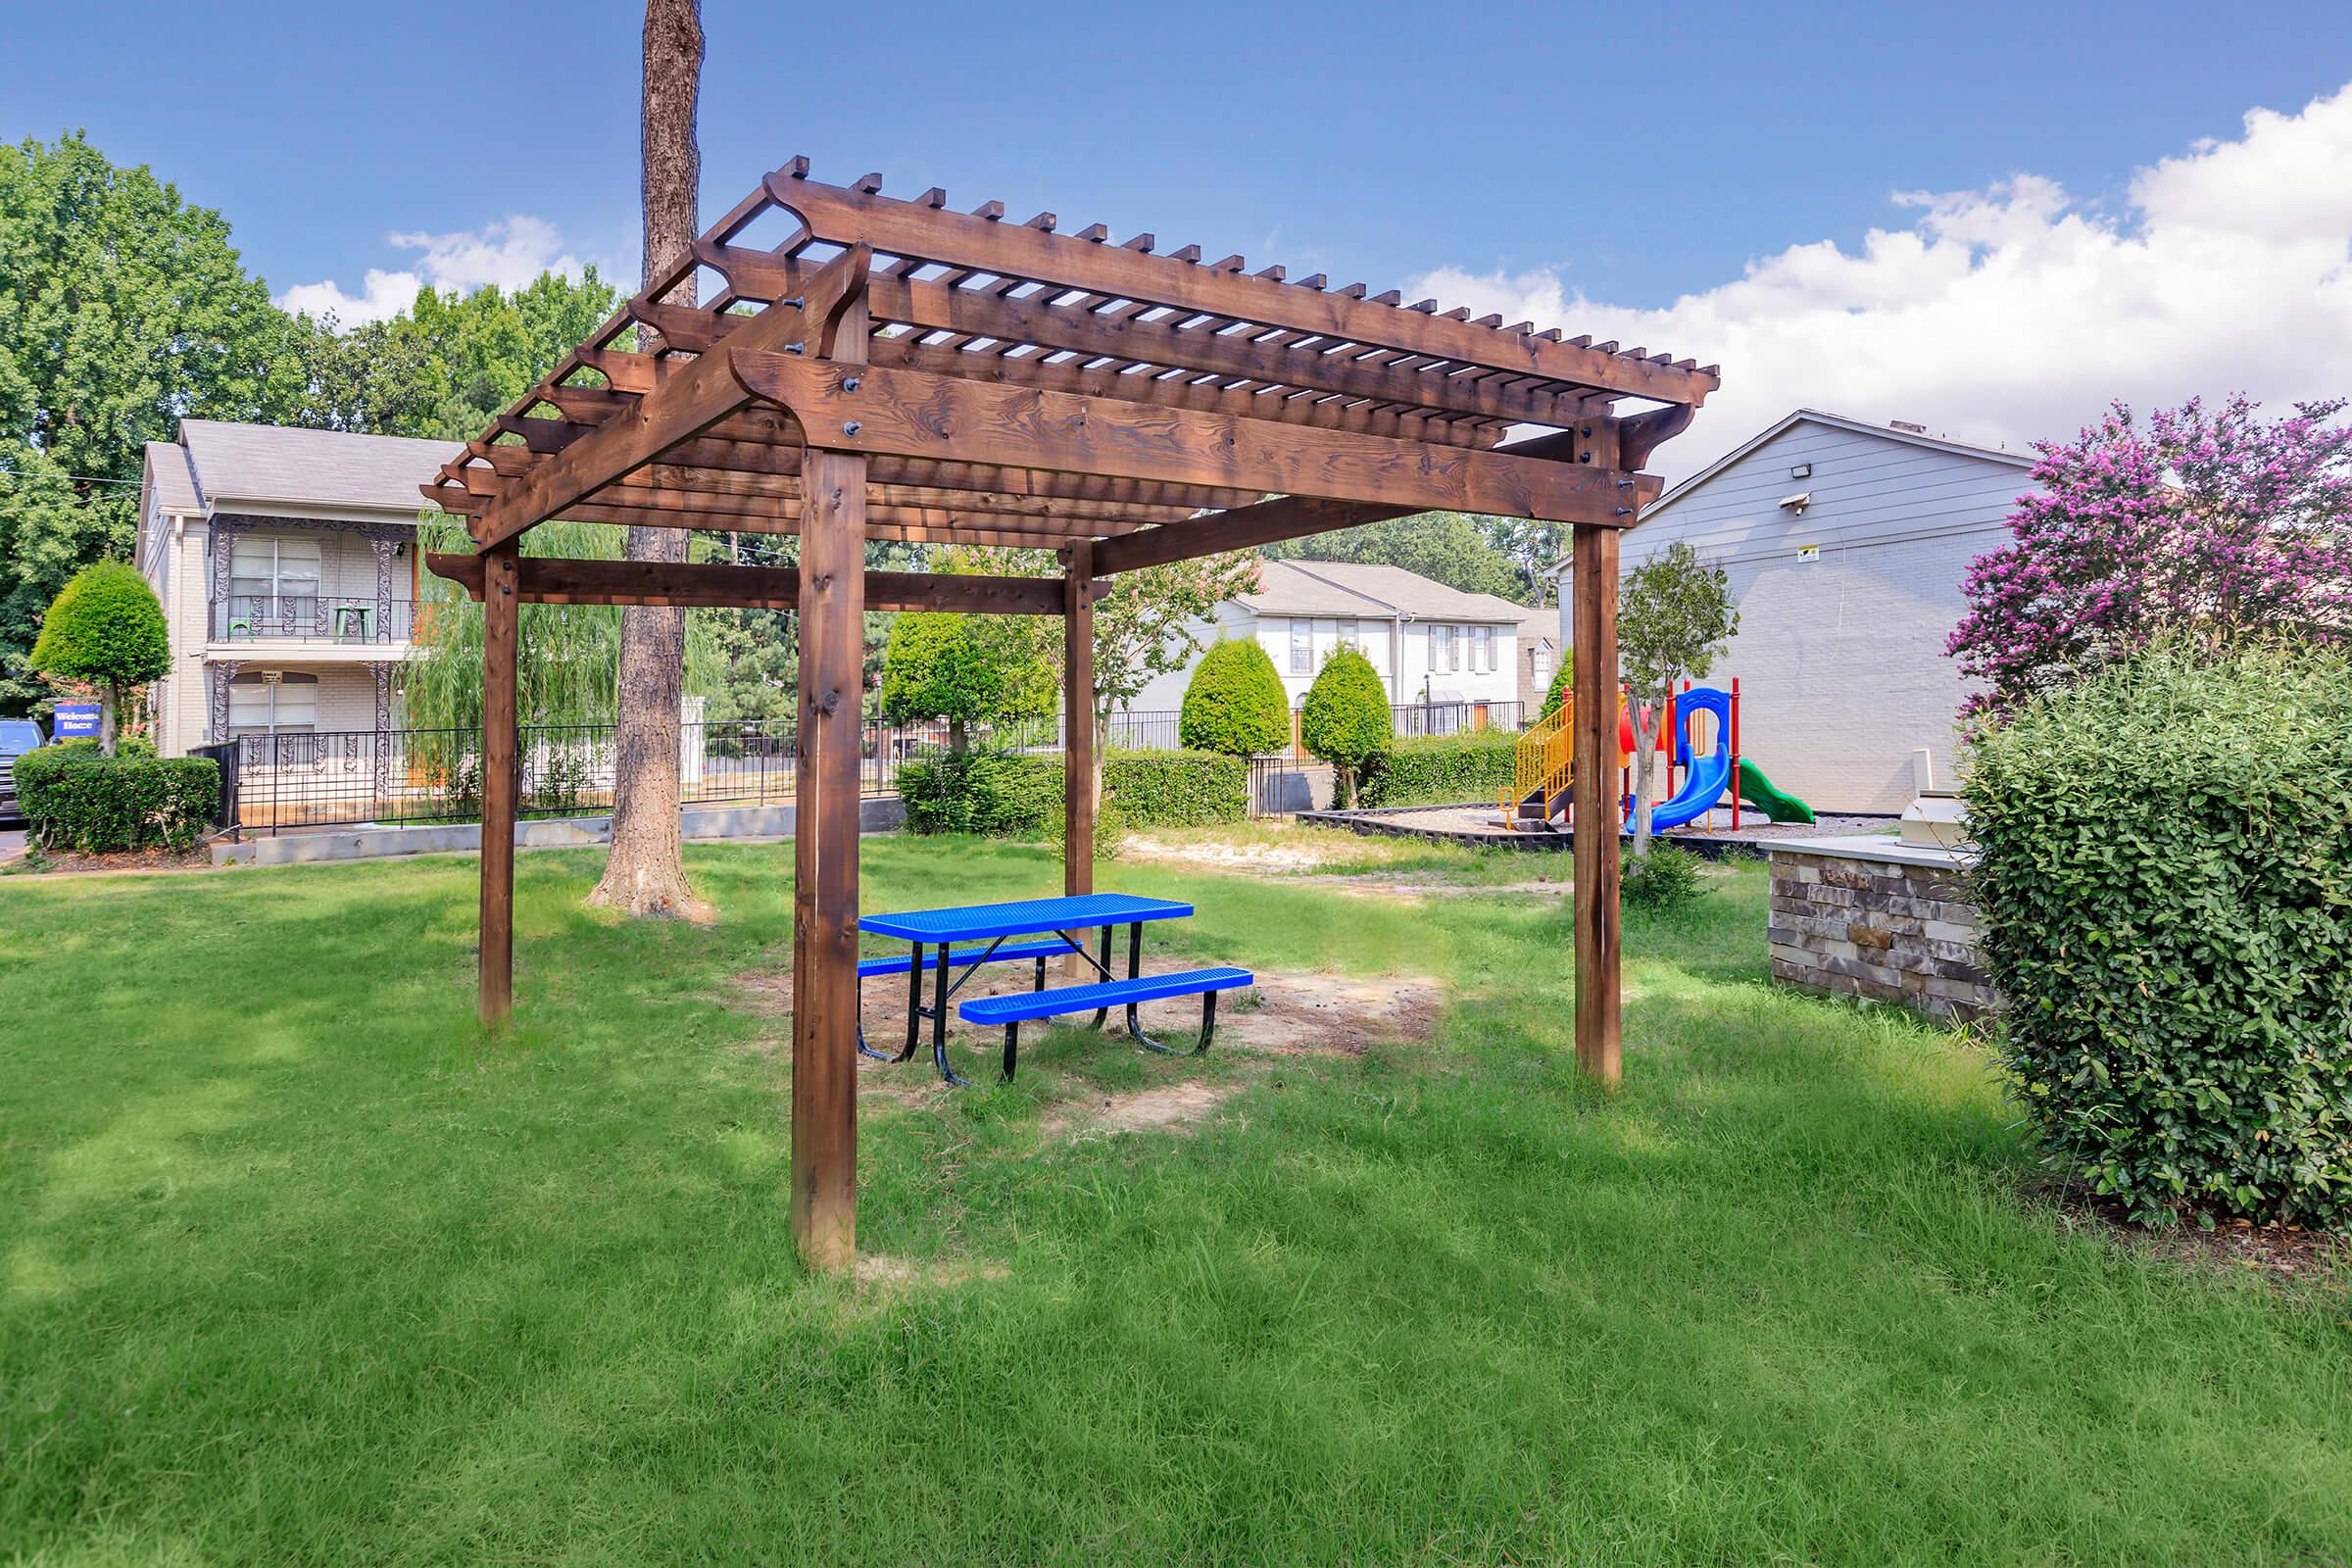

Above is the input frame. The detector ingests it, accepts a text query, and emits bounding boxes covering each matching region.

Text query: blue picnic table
[858,893,1248,1085]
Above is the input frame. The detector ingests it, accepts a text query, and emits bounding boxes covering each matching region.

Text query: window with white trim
[229,671,319,759]
[1288,618,1311,674]
[1472,625,1494,672]
[229,535,322,609]
[1431,624,1458,672]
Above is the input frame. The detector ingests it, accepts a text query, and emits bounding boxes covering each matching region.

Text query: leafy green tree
[0,131,306,710]
[878,609,1056,751]
[27,562,168,755]
[1265,511,1523,602]
[1300,646,1393,807]
[1477,514,1566,605]
[1619,541,1739,859]
[1180,637,1290,756]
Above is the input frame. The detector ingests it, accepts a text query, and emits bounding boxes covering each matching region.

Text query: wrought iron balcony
[210,595,416,645]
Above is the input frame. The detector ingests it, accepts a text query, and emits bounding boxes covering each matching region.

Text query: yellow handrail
[1504,699,1577,825]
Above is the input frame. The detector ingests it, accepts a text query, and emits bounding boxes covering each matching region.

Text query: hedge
[1359,731,1520,807]
[1299,647,1392,807]
[897,747,1245,836]
[1964,644,2352,1227]
[17,744,220,853]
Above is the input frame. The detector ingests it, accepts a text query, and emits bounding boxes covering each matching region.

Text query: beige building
[135,422,460,758]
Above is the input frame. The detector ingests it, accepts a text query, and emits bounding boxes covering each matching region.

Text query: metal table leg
[1088,925,1112,1028]
[892,942,925,1063]
[931,939,969,1086]
[1128,920,1171,1053]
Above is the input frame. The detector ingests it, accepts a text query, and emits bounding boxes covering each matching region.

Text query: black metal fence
[212,595,417,644]
[218,699,1528,835]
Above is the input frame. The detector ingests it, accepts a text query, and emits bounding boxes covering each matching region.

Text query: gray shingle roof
[144,440,200,512]
[1240,559,1525,622]
[178,420,462,515]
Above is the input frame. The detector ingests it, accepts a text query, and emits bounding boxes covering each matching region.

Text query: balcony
[210,595,416,647]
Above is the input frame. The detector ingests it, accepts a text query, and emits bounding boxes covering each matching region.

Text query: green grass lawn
[3,835,2347,1565]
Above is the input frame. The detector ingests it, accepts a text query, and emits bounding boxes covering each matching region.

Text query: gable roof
[179,420,462,515]
[1650,409,2032,514]
[144,440,200,513]
[1240,559,1526,622]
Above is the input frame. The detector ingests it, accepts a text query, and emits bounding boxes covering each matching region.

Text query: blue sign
[52,703,100,739]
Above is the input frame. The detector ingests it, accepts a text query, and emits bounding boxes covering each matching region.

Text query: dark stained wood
[1570,514,1623,1089]
[789,293,870,1276]
[733,353,1642,524]
[471,245,871,551]
[425,552,1092,614]
[477,543,520,1027]
[1061,540,1096,979]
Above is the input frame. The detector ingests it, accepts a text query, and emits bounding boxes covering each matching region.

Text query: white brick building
[1550,410,2034,814]
[1121,559,1528,717]
[135,422,460,757]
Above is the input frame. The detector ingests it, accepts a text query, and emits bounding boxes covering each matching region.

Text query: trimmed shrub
[898,747,1245,837]
[1104,749,1246,828]
[1299,647,1392,807]
[1360,732,1520,808]
[1179,638,1290,757]
[27,562,169,756]
[1964,644,2352,1227]
[17,745,219,853]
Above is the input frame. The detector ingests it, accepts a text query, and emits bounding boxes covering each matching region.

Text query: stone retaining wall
[1764,838,1997,1023]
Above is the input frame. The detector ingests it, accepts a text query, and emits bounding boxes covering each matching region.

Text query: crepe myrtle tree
[27,562,169,757]
[1948,395,2352,716]
[1618,542,1738,860]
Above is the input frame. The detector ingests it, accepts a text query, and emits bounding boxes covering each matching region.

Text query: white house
[1550,410,2034,814]
[1122,559,1529,718]
[135,420,459,757]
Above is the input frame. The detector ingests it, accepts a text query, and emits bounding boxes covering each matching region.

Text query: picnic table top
[859,893,1193,944]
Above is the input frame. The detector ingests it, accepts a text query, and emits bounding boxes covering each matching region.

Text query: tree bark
[590,0,706,919]
[1630,692,1662,861]
[101,679,121,758]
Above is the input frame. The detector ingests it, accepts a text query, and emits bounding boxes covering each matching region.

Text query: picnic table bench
[858,893,1252,1085]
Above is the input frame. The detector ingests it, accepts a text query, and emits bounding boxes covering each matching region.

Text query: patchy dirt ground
[2032,1178,2348,1290]
[0,841,219,877]
[732,960,1447,1139]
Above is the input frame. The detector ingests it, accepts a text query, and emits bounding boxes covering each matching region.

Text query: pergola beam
[735,353,1643,525]
[425,552,1096,614]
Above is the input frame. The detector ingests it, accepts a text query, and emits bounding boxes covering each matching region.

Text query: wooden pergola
[420,160,1714,1270]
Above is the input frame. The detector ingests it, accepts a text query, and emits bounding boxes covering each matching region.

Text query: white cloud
[275,217,592,327]
[1412,82,2352,481]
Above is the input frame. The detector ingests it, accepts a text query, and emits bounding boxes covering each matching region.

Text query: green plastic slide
[1736,757,1815,824]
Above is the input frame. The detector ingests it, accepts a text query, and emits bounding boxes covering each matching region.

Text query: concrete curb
[215,796,906,867]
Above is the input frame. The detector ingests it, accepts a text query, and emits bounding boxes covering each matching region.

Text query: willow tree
[592,0,705,917]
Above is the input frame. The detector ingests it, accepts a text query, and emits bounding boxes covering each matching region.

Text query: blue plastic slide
[1634,685,1734,832]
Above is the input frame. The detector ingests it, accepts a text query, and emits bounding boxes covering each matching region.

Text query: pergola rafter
[422,159,1715,1272]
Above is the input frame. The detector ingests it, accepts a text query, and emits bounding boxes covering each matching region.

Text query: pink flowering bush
[1948,395,2352,714]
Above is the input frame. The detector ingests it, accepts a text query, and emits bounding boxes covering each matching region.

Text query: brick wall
[1765,840,1997,1022]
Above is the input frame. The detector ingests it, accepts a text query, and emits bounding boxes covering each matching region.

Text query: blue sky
[13,1,2352,473]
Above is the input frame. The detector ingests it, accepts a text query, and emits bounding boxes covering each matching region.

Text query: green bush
[27,562,170,755]
[1622,842,1705,911]
[1179,638,1291,757]
[1359,731,1520,808]
[1299,647,1392,807]
[1964,644,2352,1228]
[1104,749,1246,828]
[17,745,219,853]
[898,747,1245,837]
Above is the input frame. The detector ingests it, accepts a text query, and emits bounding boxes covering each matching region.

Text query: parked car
[0,718,46,823]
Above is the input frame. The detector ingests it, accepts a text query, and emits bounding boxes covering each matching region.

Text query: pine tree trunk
[590,0,706,919]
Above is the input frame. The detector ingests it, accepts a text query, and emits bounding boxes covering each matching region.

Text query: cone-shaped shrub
[1179,637,1291,756]
[1300,646,1392,807]
[28,562,168,756]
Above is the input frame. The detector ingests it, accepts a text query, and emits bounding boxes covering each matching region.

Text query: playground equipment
[1503,678,1814,833]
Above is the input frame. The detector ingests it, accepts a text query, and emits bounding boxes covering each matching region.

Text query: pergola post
[1570,474,1624,1086]
[478,542,519,1027]
[1060,541,1096,980]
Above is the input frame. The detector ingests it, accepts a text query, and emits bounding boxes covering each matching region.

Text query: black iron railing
[212,595,416,644]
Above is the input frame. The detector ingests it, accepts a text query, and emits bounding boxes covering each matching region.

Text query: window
[1289,618,1311,674]
[1431,624,1458,672]
[229,671,319,761]
[229,535,321,609]
[1472,625,1494,672]
[1338,618,1363,652]
[1531,645,1554,681]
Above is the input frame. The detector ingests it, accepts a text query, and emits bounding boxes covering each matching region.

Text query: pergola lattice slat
[423,160,1714,1273]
